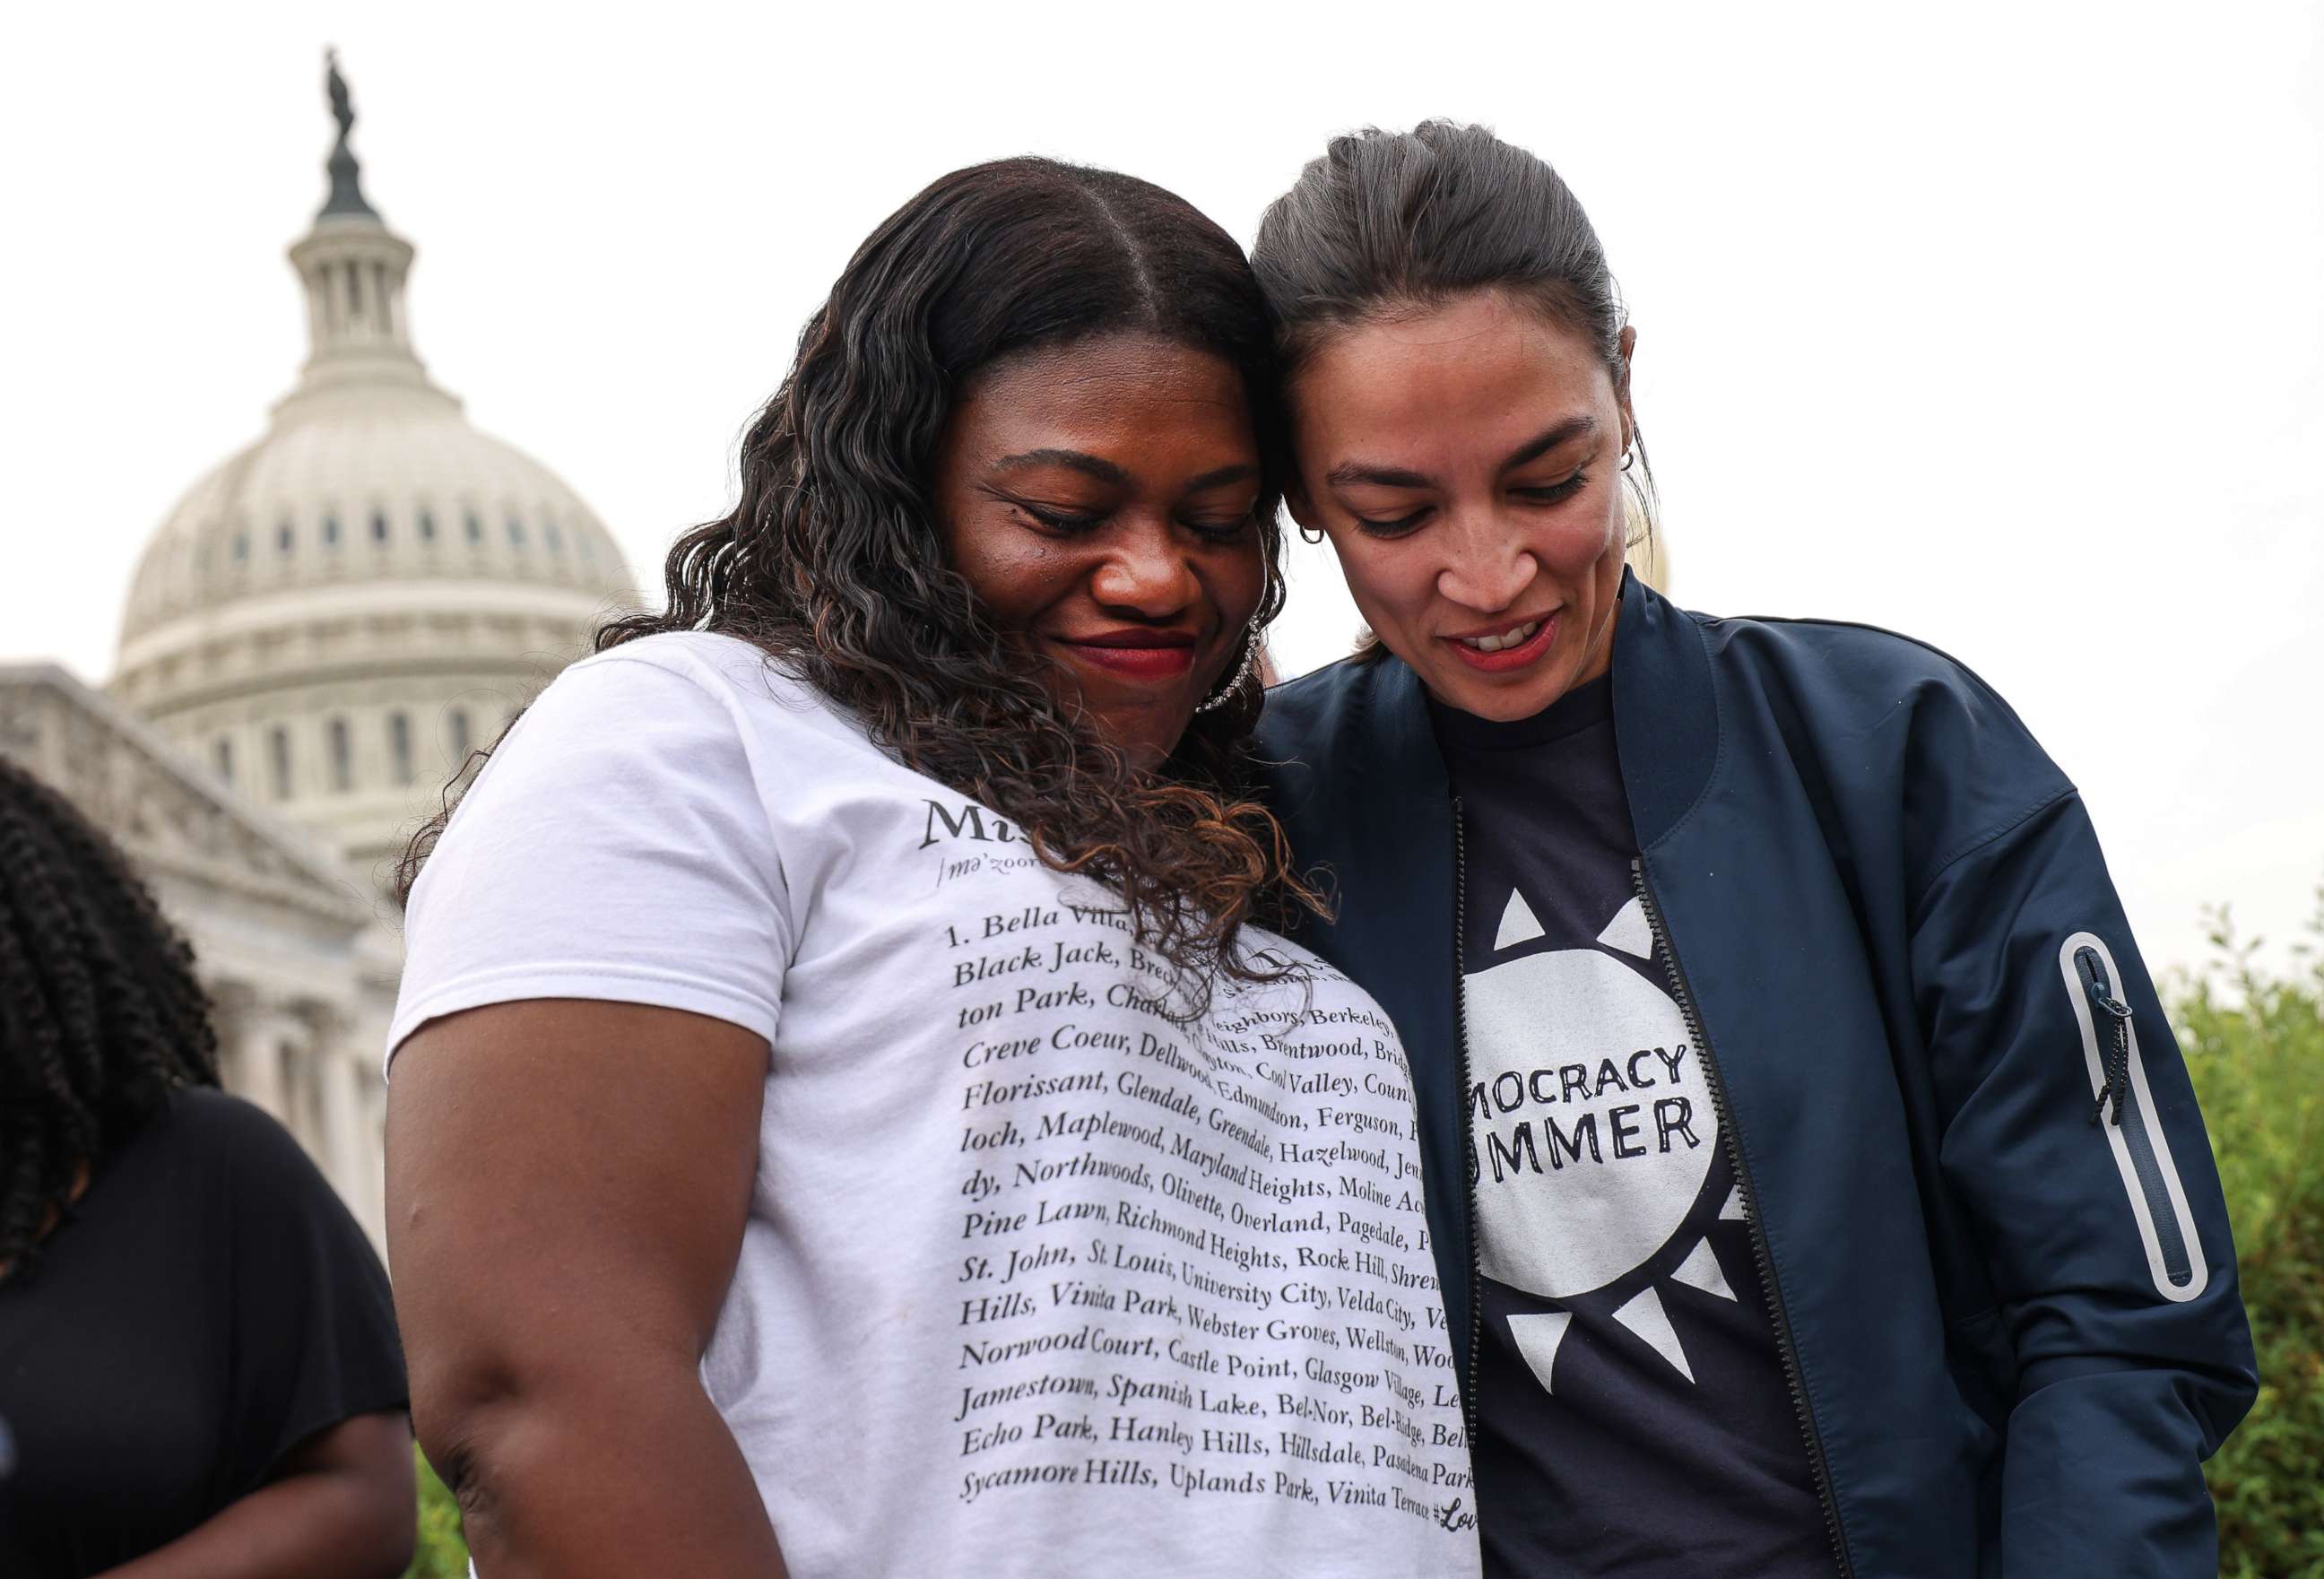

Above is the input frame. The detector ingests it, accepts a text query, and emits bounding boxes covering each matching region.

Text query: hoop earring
[1619,446,1637,473]
[1297,523,1326,545]
[1193,614,1265,715]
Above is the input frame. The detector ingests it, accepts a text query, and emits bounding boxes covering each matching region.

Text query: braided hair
[0,757,219,1282]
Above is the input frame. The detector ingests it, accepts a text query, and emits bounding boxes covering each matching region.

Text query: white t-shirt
[389,632,1479,1579]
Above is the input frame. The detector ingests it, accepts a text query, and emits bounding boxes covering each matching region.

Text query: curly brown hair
[399,157,1325,981]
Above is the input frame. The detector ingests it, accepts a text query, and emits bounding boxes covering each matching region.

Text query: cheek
[1218,542,1268,626]
[949,521,1072,626]
[1328,535,1433,629]
[1531,490,1627,582]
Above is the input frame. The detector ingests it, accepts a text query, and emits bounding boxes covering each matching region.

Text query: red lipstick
[1053,629,1198,682]
[1443,612,1559,674]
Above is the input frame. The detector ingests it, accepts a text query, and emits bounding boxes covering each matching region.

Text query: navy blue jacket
[1256,572,2256,1577]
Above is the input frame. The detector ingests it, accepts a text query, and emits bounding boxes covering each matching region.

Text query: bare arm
[386,999,785,1578]
[96,1412,416,1579]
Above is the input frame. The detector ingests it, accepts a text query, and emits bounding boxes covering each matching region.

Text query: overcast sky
[4,1,2319,976]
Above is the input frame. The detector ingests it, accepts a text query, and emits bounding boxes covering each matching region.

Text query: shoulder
[155,1087,328,1187]
[1257,652,1392,761]
[397,635,808,1055]
[531,631,822,728]
[145,1085,298,1153]
[1695,609,2061,773]
[1695,608,2002,705]
[473,631,852,806]
[122,1088,347,1228]
[1685,607,2077,881]
[168,1092,383,1278]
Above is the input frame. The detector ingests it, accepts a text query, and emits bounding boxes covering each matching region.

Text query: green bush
[403,1445,468,1579]
[2181,898,2324,1578]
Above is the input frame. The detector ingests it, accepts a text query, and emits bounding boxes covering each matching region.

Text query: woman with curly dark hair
[384,158,1478,1579]
[0,757,413,1578]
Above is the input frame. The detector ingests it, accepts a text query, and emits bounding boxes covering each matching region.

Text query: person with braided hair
[0,757,415,1577]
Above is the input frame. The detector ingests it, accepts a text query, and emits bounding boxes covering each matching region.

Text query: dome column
[217,981,300,1125]
[297,998,377,1228]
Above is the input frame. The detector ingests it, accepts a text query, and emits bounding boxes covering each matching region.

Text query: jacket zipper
[2060,933,2205,1299]
[2077,947,2137,1129]
[1632,858,1853,1579]
[1450,799,1483,1444]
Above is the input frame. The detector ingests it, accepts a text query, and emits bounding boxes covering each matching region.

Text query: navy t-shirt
[1432,673,1830,1578]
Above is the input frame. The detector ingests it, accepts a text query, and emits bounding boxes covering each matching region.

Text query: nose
[1088,520,1202,620]
[1435,509,1539,614]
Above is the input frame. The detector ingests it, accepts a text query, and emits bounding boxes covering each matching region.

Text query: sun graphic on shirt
[1463,886,1744,1392]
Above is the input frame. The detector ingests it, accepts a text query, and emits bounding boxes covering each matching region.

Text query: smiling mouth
[1050,631,1199,682]
[1444,612,1559,673]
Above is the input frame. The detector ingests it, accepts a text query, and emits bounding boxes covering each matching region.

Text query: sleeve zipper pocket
[2059,932,2206,1301]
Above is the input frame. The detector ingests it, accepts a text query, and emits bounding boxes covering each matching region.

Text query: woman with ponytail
[1251,120,2254,1579]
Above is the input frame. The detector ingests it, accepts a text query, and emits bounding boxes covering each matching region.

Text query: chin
[1430,660,1573,724]
[1115,733,1179,772]
[1089,707,1189,772]
[1041,677,1187,768]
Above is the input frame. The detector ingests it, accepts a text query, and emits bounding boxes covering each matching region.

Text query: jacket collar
[1361,645,1449,811]
[1605,567,1721,850]
[1356,568,1721,849]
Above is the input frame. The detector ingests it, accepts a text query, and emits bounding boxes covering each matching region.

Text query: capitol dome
[111,65,637,898]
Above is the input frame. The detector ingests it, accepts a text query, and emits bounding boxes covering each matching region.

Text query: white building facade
[0,64,636,1248]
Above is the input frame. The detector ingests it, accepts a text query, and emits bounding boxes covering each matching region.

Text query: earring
[1297,523,1326,545]
[1619,445,1637,473]
[1193,614,1265,714]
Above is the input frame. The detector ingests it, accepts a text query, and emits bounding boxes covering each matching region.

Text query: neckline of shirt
[1427,672,1615,752]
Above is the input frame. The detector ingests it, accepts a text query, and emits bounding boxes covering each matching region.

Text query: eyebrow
[991,448,1130,487]
[1184,463,1259,492]
[1501,415,1600,472]
[1323,415,1600,491]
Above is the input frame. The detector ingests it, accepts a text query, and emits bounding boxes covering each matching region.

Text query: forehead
[951,334,1254,462]
[1293,292,1613,463]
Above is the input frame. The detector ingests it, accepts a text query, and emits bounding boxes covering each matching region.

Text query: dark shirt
[1433,674,1828,1579]
[0,1088,408,1577]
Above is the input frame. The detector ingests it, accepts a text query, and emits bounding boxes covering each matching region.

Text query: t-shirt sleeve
[386,649,795,1067]
[207,1094,410,1487]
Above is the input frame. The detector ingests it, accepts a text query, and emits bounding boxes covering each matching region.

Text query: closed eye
[1010,501,1106,534]
[1183,508,1259,544]
[1515,473,1587,505]
[1351,506,1432,539]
